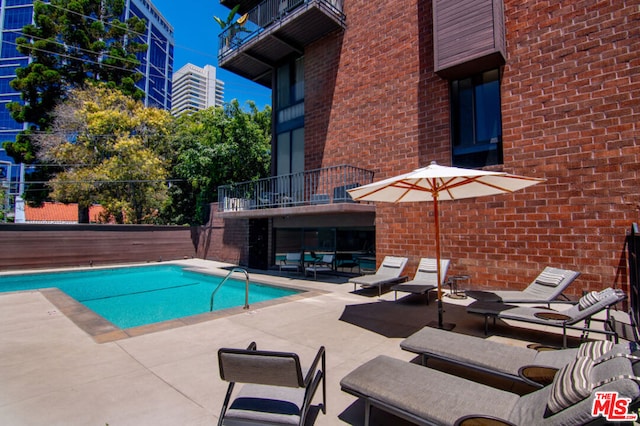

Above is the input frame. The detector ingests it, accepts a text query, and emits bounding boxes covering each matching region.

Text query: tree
[35,85,172,224]
[164,100,272,224]
[3,0,147,196]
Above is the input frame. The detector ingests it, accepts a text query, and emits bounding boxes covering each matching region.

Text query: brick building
[211,0,639,297]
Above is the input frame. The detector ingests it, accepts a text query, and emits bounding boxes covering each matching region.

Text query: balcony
[218,0,346,87]
[217,165,374,218]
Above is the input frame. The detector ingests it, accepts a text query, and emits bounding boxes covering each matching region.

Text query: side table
[445,275,470,299]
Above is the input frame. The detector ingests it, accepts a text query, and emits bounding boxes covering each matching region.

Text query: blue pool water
[0,265,300,328]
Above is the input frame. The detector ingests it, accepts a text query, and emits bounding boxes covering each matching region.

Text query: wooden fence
[0,224,198,271]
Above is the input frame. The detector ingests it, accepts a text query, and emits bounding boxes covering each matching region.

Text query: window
[276,56,304,112]
[275,56,304,186]
[3,6,33,29]
[450,69,503,168]
[1,32,23,59]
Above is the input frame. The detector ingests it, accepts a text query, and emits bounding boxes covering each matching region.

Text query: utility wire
[3,34,269,100]
[6,29,142,68]
[24,178,185,184]
[28,1,269,93]
[3,38,145,75]
[43,1,172,48]
[6,3,271,96]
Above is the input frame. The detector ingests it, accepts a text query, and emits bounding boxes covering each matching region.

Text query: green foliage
[0,185,8,222]
[214,5,250,48]
[36,85,172,224]
[163,100,272,224]
[3,0,148,179]
[213,5,241,29]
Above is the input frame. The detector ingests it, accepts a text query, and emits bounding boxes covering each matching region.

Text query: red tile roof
[24,202,105,223]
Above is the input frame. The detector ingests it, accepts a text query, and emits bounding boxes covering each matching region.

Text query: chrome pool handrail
[210,268,250,312]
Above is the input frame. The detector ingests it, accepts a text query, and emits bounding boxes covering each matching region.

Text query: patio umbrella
[347,161,545,329]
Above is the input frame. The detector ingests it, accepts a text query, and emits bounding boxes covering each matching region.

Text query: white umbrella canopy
[347,162,544,202]
[347,161,545,329]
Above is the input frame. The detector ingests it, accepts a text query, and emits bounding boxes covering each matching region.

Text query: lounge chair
[305,254,334,279]
[340,353,640,426]
[400,326,638,388]
[467,287,626,347]
[466,266,580,305]
[390,258,450,303]
[349,256,409,296]
[217,342,326,426]
[279,252,302,274]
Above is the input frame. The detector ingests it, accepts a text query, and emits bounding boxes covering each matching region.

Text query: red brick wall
[306,0,422,172]
[197,204,249,266]
[304,0,640,297]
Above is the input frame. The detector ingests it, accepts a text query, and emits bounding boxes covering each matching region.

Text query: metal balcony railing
[218,0,345,57]
[218,165,374,212]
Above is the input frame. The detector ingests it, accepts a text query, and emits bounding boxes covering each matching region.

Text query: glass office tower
[0,0,175,145]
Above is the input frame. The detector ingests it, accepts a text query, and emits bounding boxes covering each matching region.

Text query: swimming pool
[0,265,301,329]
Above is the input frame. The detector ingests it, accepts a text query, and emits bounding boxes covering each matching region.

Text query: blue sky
[151,0,272,110]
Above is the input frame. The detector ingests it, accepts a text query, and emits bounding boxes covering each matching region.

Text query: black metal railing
[218,0,345,57]
[218,164,374,212]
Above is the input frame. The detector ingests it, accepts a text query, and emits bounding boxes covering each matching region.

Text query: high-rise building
[126,0,174,111]
[171,64,225,117]
[0,0,175,146]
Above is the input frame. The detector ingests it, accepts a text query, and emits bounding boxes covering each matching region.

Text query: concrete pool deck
[0,259,620,425]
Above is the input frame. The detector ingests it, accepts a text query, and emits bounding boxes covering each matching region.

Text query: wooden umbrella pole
[433,192,444,329]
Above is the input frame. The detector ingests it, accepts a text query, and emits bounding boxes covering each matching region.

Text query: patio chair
[336,252,360,273]
[349,256,409,296]
[390,258,450,304]
[305,254,335,280]
[340,353,640,426]
[217,342,326,426]
[467,287,627,347]
[400,326,639,388]
[279,252,303,274]
[466,266,580,306]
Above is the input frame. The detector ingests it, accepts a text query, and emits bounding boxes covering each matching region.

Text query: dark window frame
[450,68,503,169]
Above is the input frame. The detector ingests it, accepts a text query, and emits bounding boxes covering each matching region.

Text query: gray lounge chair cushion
[340,355,519,425]
[391,258,449,295]
[224,383,306,425]
[497,288,625,326]
[467,267,579,303]
[401,327,540,377]
[547,356,594,414]
[400,327,635,384]
[341,354,640,426]
[349,256,408,286]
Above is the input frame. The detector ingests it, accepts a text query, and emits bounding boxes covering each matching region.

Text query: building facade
[213,0,638,296]
[0,0,174,145]
[171,63,225,117]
